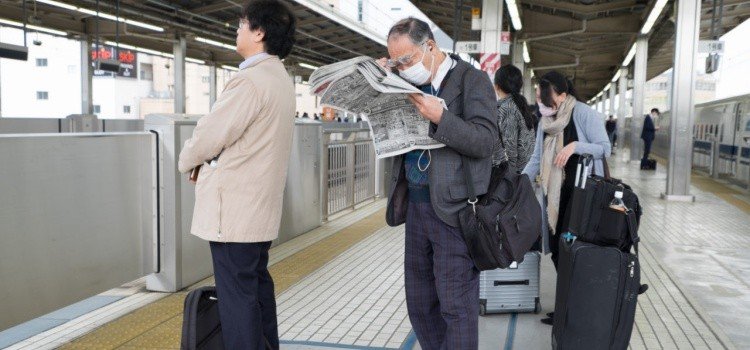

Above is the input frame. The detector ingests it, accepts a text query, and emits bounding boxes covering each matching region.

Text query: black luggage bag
[566,155,642,252]
[640,158,656,170]
[551,238,647,350]
[181,286,223,350]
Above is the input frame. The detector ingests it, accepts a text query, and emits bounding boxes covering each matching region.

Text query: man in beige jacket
[177,0,296,348]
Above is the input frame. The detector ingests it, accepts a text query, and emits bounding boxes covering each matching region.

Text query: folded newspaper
[309,56,445,159]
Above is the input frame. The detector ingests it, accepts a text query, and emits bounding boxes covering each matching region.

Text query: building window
[36,58,48,67]
[36,91,49,100]
[123,105,131,114]
[140,63,154,81]
[202,76,210,83]
[94,105,101,114]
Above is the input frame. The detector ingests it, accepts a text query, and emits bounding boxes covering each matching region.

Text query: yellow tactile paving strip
[60,208,386,350]
[653,155,750,215]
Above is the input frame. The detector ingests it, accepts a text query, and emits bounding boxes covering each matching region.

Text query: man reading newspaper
[383,18,497,350]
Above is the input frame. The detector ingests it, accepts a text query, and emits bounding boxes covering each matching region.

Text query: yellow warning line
[60,208,387,350]
[653,155,750,215]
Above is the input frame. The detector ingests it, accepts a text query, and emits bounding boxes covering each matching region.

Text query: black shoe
[546,312,554,318]
[541,317,554,325]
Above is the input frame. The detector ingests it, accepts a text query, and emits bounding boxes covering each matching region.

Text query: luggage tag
[561,232,577,244]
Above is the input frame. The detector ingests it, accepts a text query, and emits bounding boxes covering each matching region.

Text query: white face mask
[538,101,557,118]
[399,44,433,85]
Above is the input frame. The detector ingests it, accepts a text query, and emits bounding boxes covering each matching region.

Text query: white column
[80,38,93,115]
[173,35,186,114]
[664,0,701,201]
[617,67,628,151]
[209,63,217,109]
[480,0,503,77]
[609,86,616,117]
[631,36,648,162]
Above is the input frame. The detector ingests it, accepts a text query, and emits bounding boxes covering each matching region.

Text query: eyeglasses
[386,54,413,68]
[386,41,428,68]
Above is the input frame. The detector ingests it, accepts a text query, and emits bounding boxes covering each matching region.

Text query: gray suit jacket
[386,56,499,227]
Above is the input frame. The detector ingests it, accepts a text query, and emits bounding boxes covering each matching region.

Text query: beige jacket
[178,55,296,243]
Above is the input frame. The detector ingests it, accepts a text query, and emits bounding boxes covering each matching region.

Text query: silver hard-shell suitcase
[479,251,541,315]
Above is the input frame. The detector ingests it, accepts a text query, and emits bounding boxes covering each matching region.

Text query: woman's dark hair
[495,64,536,130]
[242,0,296,59]
[538,71,582,108]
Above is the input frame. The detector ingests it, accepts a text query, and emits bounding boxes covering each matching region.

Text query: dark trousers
[209,241,278,350]
[643,139,653,160]
[404,200,479,350]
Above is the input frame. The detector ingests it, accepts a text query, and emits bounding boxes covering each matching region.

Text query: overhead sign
[455,41,481,54]
[91,45,138,79]
[500,31,511,55]
[471,8,481,30]
[698,40,724,54]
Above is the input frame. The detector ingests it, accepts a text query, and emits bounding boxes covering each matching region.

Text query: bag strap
[453,66,480,212]
[626,209,640,256]
[602,157,612,180]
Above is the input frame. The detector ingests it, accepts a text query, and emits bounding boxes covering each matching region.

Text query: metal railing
[322,127,378,219]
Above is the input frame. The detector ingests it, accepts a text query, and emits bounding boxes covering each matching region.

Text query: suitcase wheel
[534,298,541,314]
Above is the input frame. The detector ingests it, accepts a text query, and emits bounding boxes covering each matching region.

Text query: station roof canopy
[0,0,387,78]
[411,0,750,100]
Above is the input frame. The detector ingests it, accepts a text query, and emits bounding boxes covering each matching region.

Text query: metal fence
[322,127,378,219]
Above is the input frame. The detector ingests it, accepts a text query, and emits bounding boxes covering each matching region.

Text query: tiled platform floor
[5,149,750,350]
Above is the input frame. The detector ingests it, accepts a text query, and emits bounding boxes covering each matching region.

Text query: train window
[745,120,750,132]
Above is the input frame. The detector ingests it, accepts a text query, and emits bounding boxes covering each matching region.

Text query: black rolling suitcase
[551,238,646,350]
[552,154,648,350]
[181,286,224,350]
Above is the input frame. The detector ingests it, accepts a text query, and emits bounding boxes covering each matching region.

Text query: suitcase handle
[575,154,594,188]
[494,280,530,286]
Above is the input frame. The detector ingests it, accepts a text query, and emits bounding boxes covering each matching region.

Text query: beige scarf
[540,95,576,234]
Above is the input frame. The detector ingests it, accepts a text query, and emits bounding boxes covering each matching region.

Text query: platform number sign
[456,41,481,54]
[698,40,725,54]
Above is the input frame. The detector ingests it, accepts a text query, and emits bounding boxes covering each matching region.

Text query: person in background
[313,113,319,120]
[606,115,617,148]
[177,0,296,348]
[641,108,659,160]
[295,111,300,118]
[302,112,309,118]
[493,64,537,171]
[522,71,611,326]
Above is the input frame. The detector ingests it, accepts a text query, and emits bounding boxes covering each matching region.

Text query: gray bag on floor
[479,251,541,315]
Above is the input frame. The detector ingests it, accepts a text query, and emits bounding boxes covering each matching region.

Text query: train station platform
[1,149,748,350]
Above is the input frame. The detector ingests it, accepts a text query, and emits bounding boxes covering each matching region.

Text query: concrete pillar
[80,38,93,115]
[664,0,700,201]
[209,63,217,109]
[631,36,648,162]
[608,86,616,117]
[173,35,186,114]
[512,41,525,70]
[523,68,534,103]
[480,0,503,77]
[617,67,628,151]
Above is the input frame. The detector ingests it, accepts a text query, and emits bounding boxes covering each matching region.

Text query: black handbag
[566,154,642,252]
[458,148,543,271]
